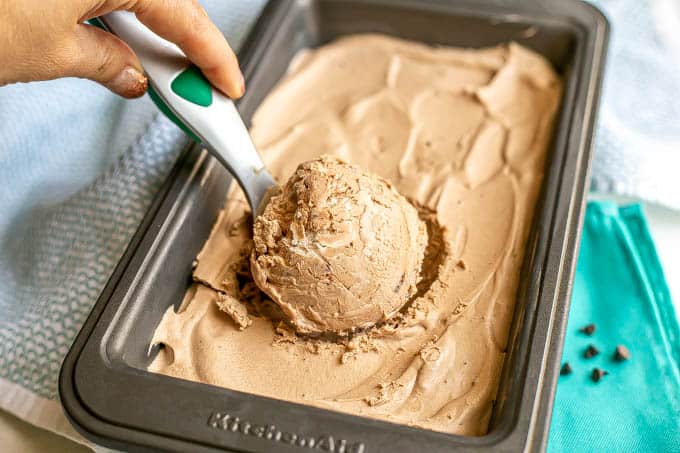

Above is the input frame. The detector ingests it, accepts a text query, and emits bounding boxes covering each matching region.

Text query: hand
[0,0,245,99]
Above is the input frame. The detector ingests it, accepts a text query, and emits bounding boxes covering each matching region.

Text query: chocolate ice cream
[251,155,427,334]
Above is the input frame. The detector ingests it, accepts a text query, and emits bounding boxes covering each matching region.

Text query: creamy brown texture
[252,155,428,334]
[149,35,561,436]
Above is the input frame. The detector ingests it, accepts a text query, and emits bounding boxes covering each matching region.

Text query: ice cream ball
[251,155,428,335]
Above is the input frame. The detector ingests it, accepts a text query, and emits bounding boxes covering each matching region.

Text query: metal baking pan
[59,1,608,451]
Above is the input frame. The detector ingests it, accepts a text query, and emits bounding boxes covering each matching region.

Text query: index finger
[130,0,245,98]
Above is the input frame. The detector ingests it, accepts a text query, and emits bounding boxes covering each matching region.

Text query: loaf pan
[60,1,608,451]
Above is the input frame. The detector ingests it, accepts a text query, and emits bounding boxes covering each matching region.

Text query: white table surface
[1,199,678,452]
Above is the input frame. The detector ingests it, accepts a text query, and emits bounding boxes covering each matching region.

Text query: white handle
[100,12,275,212]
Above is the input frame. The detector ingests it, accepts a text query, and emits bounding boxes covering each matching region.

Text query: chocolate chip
[560,362,572,375]
[579,323,596,335]
[614,345,630,361]
[584,344,599,359]
[591,368,608,382]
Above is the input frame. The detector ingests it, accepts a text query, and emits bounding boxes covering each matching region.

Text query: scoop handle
[95,12,275,212]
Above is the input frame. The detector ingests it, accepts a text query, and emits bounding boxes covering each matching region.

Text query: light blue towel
[0,1,266,438]
[548,203,680,452]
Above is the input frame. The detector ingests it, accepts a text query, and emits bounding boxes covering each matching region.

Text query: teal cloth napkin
[548,202,680,452]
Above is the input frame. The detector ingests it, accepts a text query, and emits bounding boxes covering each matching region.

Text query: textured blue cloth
[0,0,267,401]
[548,203,680,452]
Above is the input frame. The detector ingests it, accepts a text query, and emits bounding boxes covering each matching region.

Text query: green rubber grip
[148,85,201,143]
[170,66,213,107]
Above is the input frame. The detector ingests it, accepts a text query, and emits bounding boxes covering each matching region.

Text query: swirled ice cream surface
[149,34,562,436]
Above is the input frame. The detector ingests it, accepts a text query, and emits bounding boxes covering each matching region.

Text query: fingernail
[109,67,148,98]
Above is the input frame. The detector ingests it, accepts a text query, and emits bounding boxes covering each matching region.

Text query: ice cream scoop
[251,156,428,335]
[97,12,275,214]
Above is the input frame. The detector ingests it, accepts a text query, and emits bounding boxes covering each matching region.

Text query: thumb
[66,24,148,98]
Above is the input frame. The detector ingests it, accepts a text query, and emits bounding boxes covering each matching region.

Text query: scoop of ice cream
[251,155,428,335]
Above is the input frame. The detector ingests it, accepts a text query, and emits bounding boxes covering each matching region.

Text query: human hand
[0,0,245,99]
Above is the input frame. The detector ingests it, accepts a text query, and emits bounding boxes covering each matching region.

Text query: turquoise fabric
[548,202,680,452]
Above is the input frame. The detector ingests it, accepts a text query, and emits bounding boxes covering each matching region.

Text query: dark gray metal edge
[60,151,262,453]
[529,3,610,452]
[58,145,202,453]
[506,5,610,451]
